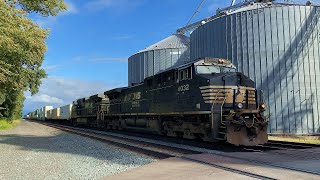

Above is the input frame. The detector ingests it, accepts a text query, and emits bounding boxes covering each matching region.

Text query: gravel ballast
[0,120,155,180]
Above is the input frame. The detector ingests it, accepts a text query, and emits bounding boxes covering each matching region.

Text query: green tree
[5,0,66,16]
[0,0,66,120]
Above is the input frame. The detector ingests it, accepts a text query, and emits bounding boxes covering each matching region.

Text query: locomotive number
[178,84,190,92]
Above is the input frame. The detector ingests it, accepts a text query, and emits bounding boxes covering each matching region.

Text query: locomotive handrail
[96,106,100,120]
[211,103,214,129]
[211,90,222,129]
[220,96,227,125]
[245,114,257,128]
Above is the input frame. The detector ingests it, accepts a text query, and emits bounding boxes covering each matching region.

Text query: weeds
[0,119,21,130]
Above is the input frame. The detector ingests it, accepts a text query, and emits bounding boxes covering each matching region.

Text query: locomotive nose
[220,72,241,86]
[220,72,254,88]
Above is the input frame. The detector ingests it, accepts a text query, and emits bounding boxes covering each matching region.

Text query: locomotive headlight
[260,103,266,110]
[218,59,225,64]
[237,103,243,109]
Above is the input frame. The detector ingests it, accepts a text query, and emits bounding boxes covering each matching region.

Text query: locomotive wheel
[106,122,111,129]
[166,129,177,137]
[98,120,106,129]
[118,121,123,130]
[183,129,196,139]
[71,119,78,127]
[201,134,215,142]
[102,122,108,130]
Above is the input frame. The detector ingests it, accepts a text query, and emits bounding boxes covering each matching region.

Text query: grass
[269,135,320,145]
[0,119,21,130]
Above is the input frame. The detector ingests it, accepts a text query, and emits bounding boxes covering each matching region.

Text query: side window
[178,66,193,82]
[188,66,192,79]
[175,71,179,82]
[169,72,174,81]
[179,71,184,81]
[183,69,188,80]
[147,79,153,86]
[156,76,161,85]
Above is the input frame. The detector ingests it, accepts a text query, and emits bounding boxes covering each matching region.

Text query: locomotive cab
[193,57,268,146]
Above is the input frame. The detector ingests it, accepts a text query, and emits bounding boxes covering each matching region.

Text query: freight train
[27,57,268,146]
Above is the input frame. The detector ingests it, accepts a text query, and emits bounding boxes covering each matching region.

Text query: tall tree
[5,0,66,16]
[0,0,66,119]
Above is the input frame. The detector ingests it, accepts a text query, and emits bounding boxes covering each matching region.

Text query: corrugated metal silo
[128,34,190,86]
[190,2,320,135]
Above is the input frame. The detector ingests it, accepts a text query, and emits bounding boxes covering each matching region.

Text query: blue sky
[23,0,232,114]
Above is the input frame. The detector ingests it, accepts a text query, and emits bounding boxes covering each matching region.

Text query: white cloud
[34,16,57,28]
[85,0,144,12]
[33,1,78,28]
[86,0,115,10]
[207,1,230,13]
[24,76,126,113]
[89,57,128,63]
[63,1,78,15]
[70,56,86,63]
[26,94,64,104]
[113,34,132,40]
[42,65,60,71]
[69,56,128,64]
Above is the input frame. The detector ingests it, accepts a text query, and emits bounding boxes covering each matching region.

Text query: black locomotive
[72,57,268,146]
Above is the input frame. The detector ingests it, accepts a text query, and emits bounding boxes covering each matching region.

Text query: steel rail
[268,140,320,148]
[40,122,276,179]
[181,156,276,180]
[36,121,320,177]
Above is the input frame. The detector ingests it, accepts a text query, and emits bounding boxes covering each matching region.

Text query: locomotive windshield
[196,65,236,74]
[221,67,236,73]
[192,58,237,74]
[196,66,220,74]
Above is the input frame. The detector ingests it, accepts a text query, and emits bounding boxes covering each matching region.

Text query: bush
[0,119,21,130]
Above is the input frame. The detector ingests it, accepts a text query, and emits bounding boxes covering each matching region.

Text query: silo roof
[138,34,190,53]
[226,2,314,15]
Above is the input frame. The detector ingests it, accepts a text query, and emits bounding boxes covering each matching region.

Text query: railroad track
[262,141,320,153]
[39,122,275,179]
[257,141,320,160]
[34,120,320,179]
[31,120,319,155]
[267,140,320,149]
[33,120,320,153]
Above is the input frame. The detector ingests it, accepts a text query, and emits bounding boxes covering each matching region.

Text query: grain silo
[188,1,320,135]
[128,34,190,86]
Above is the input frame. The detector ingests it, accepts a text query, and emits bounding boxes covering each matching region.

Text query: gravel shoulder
[0,120,155,180]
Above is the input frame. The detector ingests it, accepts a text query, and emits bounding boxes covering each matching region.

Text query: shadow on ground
[0,121,151,166]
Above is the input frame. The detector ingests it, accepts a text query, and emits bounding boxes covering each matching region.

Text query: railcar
[71,94,109,126]
[71,57,268,146]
